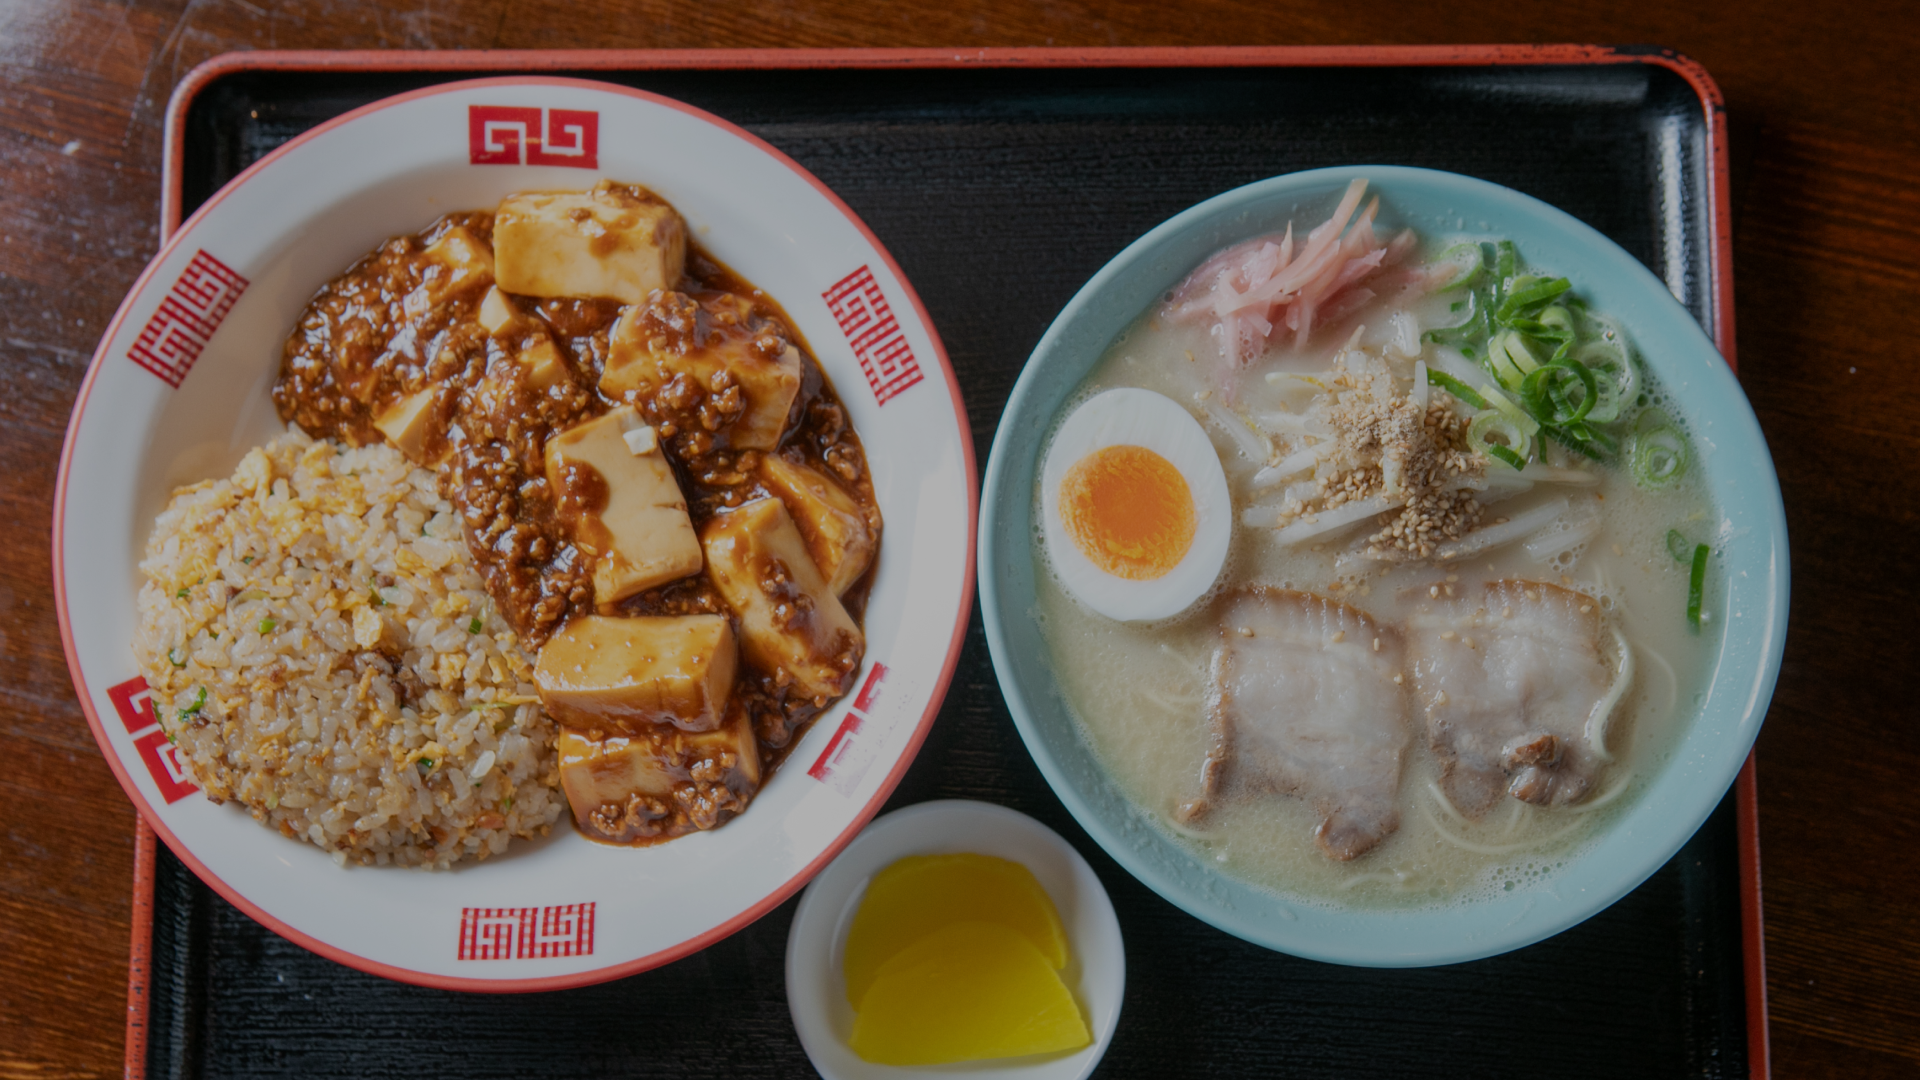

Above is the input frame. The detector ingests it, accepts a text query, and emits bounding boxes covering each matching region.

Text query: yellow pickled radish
[847,920,1091,1066]
[843,853,1069,1008]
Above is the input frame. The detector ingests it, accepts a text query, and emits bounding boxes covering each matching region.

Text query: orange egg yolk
[1060,444,1196,580]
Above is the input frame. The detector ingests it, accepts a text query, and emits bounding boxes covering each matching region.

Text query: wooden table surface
[3,2,1914,1077]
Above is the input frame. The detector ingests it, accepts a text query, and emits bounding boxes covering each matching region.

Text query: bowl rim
[978,164,1789,966]
[52,75,979,992]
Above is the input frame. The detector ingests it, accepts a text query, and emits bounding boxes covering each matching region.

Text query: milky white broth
[1032,257,1719,910]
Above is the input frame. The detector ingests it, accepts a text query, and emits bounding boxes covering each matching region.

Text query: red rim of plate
[56,75,979,993]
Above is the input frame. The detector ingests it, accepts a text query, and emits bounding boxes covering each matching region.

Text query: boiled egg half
[1040,387,1231,622]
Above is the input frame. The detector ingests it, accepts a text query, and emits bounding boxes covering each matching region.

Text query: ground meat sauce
[273,206,881,845]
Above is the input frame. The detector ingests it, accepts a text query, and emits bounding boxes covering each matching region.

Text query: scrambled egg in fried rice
[134,433,563,868]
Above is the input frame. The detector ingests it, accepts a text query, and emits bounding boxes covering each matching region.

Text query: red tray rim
[128,43,1764,1080]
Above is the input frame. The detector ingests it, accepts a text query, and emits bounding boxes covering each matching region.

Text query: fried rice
[134,432,563,868]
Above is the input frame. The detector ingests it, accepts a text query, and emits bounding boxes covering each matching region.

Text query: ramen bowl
[56,77,976,990]
[977,165,1787,966]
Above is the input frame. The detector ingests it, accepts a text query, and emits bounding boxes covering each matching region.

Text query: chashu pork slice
[1183,588,1410,861]
[1407,579,1614,818]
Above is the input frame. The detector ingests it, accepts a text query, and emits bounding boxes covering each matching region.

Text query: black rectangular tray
[137,49,1757,1079]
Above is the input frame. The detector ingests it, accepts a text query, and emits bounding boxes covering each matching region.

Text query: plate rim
[54,74,979,992]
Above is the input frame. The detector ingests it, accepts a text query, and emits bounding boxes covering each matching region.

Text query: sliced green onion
[1544,426,1607,462]
[417,757,436,775]
[1494,240,1517,285]
[1537,305,1576,336]
[179,686,208,721]
[1479,384,1540,436]
[168,647,187,669]
[1469,411,1531,469]
[1631,426,1689,489]
[1522,359,1599,426]
[257,618,277,634]
[175,587,190,599]
[1484,333,1532,389]
[1563,421,1616,454]
[1506,316,1571,344]
[1577,350,1637,424]
[1575,336,1628,370]
[1687,543,1709,629]
[1486,444,1528,471]
[468,617,484,634]
[1505,332,1543,375]
[1546,378,1576,419]
[1496,277,1573,322]
[1426,369,1488,409]
[1431,242,1486,290]
[1667,529,1693,562]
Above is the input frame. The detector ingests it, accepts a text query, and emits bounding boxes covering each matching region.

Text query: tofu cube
[470,332,572,429]
[759,455,876,595]
[477,285,524,335]
[701,496,863,699]
[555,709,761,840]
[544,406,703,606]
[402,226,495,319]
[601,298,802,450]
[494,182,686,303]
[518,337,570,392]
[371,388,440,464]
[535,614,737,733]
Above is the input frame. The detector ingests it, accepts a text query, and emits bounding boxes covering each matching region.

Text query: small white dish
[785,800,1124,1080]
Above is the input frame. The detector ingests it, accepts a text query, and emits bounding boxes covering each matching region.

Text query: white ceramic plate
[786,801,1124,1080]
[54,77,976,990]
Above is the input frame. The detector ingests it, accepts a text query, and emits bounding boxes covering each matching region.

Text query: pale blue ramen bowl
[978,165,1788,966]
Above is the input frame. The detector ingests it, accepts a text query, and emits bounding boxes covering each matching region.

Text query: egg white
[1040,387,1232,622]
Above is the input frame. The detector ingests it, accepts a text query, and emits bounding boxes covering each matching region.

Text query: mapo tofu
[272,180,881,847]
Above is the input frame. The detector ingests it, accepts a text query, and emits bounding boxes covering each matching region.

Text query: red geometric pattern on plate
[107,675,200,804]
[524,902,595,958]
[822,266,924,405]
[457,903,597,960]
[853,660,889,713]
[808,662,890,795]
[132,728,200,805]
[467,106,600,169]
[125,250,248,388]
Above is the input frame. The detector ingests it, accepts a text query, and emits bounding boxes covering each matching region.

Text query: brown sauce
[273,205,882,846]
